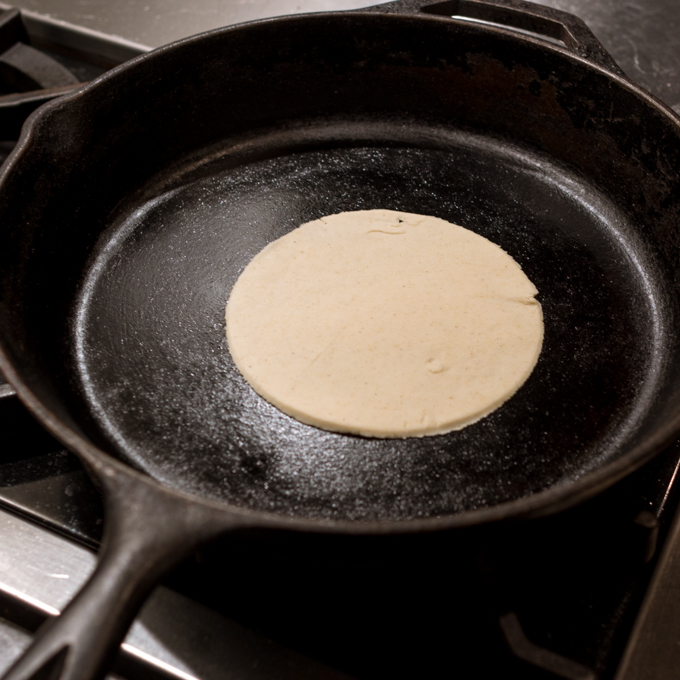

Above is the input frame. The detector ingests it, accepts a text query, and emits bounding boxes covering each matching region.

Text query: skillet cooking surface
[74,121,663,521]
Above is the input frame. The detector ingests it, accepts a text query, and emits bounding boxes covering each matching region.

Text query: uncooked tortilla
[226,209,543,437]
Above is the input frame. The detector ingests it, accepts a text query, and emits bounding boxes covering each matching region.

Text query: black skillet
[3,0,680,677]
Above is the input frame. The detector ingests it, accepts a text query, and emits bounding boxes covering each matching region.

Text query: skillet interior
[3,11,680,523]
[73,121,664,520]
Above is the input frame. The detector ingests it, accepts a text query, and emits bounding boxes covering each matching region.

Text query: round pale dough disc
[226,209,543,438]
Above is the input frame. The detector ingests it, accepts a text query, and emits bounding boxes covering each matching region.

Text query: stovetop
[2,1,680,678]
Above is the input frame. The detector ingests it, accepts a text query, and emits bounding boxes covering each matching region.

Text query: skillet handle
[1,464,245,680]
[372,0,626,76]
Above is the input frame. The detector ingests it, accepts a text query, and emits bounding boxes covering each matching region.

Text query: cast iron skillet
[3,0,680,677]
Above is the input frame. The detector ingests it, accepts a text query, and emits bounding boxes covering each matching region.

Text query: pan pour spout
[2,464,248,680]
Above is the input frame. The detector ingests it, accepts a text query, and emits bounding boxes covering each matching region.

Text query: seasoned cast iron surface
[74,122,662,520]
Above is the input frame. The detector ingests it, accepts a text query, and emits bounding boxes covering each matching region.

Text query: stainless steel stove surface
[2,1,680,678]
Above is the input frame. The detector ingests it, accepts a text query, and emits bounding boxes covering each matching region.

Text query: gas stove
[1,1,680,678]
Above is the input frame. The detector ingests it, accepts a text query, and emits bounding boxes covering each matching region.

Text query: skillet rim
[2,8,680,534]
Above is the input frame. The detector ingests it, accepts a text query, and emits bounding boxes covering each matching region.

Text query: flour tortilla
[226,209,543,437]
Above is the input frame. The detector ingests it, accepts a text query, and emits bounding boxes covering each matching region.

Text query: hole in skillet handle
[372,0,627,77]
